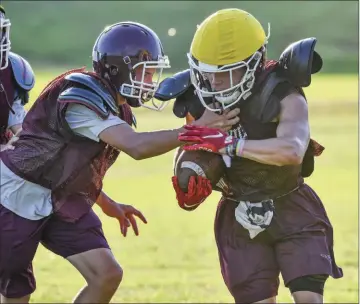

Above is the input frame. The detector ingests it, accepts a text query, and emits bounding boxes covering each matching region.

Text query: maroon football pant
[0,205,110,298]
[214,183,343,303]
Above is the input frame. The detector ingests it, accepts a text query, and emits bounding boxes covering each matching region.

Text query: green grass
[6,1,359,73]
[26,72,358,303]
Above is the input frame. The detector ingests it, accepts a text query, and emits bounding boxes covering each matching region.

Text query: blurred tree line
[4,1,358,73]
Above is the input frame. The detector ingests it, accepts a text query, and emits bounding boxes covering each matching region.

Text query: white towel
[234,199,275,239]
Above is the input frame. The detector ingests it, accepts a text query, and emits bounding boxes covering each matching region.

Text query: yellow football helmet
[188,8,270,111]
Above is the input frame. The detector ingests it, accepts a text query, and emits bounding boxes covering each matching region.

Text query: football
[173,147,228,193]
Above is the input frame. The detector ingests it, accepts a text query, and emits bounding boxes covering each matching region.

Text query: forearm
[131,127,185,160]
[238,138,305,166]
[96,191,111,209]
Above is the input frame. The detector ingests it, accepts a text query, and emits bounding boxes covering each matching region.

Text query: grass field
[25,71,358,303]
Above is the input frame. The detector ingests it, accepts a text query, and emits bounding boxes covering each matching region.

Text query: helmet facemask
[120,54,171,111]
[0,10,11,70]
[188,49,263,112]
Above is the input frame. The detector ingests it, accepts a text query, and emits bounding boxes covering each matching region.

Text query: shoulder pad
[8,52,35,91]
[58,87,111,119]
[172,86,207,119]
[279,37,323,87]
[245,71,290,123]
[155,69,192,101]
[64,72,118,115]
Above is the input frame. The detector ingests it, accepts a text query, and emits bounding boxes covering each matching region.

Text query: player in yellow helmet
[188,8,269,112]
[156,8,342,304]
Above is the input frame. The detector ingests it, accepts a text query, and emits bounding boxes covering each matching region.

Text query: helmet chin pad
[214,89,241,104]
[125,97,141,107]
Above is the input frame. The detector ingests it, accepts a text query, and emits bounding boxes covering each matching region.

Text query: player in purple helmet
[0,5,35,152]
[0,22,239,303]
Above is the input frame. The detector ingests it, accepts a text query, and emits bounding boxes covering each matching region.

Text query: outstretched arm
[99,107,240,160]
[99,124,185,160]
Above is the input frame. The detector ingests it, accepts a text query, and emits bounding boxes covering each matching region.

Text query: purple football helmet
[92,21,170,111]
[0,5,11,70]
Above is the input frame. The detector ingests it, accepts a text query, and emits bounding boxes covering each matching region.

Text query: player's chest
[227,119,278,140]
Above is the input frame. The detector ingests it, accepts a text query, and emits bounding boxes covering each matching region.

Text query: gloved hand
[171,175,212,211]
[179,125,239,156]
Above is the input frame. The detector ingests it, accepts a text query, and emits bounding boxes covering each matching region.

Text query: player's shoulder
[8,51,35,92]
[261,37,323,98]
[59,72,118,119]
[277,37,323,88]
[66,102,121,121]
[261,37,322,98]
[280,91,308,117]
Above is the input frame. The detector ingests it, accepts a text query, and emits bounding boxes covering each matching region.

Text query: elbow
[132,154,142,161]
[128,146,148,160]
[284,151,303,165]
[129,148,144,160]
[274,152,303,166]
[276,140,305,166]
[123,137,149,160]
[133,153,146,161]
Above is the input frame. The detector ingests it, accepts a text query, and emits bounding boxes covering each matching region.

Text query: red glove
[179,125,237,154]
[172,175,212,211]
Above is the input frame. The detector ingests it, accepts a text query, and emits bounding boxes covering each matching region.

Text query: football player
[0,21,239,303]
[0,5,35,151]
[158,8,343,304]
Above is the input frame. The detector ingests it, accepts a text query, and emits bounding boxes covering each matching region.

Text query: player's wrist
[96,191,114,209]
[176,126,187,144]
[178,125,187,133]
[225,138,245,157]
[235,139,245,157]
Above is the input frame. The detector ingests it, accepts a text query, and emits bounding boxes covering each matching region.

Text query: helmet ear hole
[109,65,118,76]
[92,61,99,73]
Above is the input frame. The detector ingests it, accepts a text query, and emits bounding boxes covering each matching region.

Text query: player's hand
[179,125,237,154]
[0,136,18,151]
[193,108,240,132]
[172,175,212,211]
[101,201,147,237]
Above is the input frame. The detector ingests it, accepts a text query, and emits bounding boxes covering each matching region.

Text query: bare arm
[99,108,240,160]
[99,124,184,160]
[95,191,112,209]
[241,93,310,166]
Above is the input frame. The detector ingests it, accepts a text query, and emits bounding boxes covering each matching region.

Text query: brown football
[173,147,227,193]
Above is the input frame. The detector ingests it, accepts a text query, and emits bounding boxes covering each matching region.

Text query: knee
[91,263,123,292]
[0,294,31,303]
[291,291,323,304]
[231,279,279,303]
[69,248,124,293]
[287,274,328,303]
